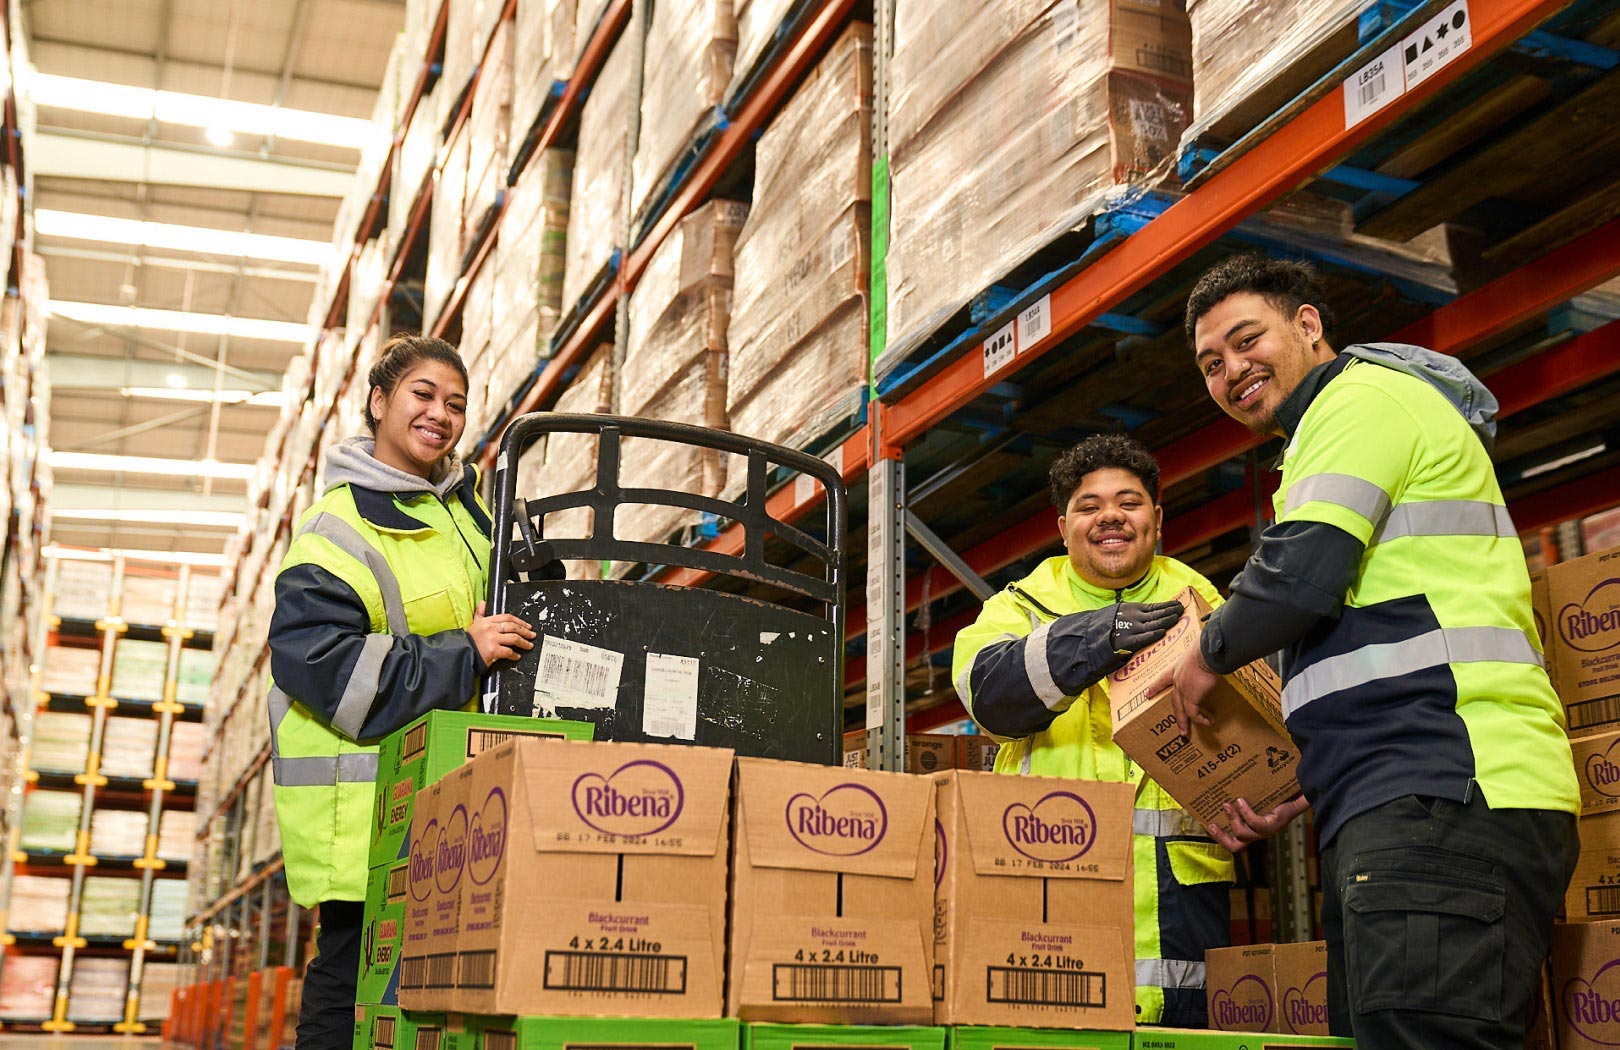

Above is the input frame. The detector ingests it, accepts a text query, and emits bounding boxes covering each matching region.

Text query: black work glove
[1042,599,1187,696]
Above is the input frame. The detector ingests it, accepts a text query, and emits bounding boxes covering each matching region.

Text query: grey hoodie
[1343,341,1499,451]
[323,435,466,499]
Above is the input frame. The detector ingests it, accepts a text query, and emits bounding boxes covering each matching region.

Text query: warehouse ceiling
[21,0,405,558]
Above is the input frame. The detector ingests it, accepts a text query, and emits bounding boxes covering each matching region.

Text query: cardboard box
[728,757,936,1023]
[1565,841,1620,922]
[933,771,1135,1029]
[1547,546,1620,738]
[1106,588,1301,831]
[1271,941,1329,1036]
[399,779,460,1012]
[352,1005,470,1050]
[1131,1030,1351,1050]
[1573,728,1620,820]
[358,858,409,1006]
[471,1016,740,1050]
[1204,944,1275,1033]
[946,1027,1129,1050]
[908,734,956,775]
[400,738,734,1018]
[1552,920,1620,1049]
[844,730,868,769]
[747,1023,947,1050]
[372,711,594,868]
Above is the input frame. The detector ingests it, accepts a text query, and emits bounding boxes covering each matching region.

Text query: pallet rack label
[1345,0,1474,127]
[1016,295,1052,354]
[981,321,1016,378]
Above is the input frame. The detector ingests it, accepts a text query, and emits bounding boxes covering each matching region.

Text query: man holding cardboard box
[951,433,1235,1026]
[1171,255,1579,1050]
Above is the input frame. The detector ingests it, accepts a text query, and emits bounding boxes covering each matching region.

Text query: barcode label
[1569,695,1620,733]
[374,1014,397,1050]
[425,952,456,989]
[414,1028,443,1050]
[1343,44,1404,127]
[485,1032,517,1050]
[458,950,497,989]
[543,951,688,994]
[465,727,566,758]
[386,863,409,902]
[986,966,1107,1007]
[534,636,624,712]
[771,964,903,1003]
[400,956,426,990]
[401,723,429,763]
[1359,73,1386,106]
[1587,885,1620,917]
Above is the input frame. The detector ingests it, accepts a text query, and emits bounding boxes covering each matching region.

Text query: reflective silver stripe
[1371,500,1517,546]
[1133,808,1208,839]
[1023,621,1068,710]
[1137,958,1206,991]
[1283,472,1391,526]
[271,752,380,787]
[298,512,408,635]
[1284,625,1542,716]
[1019,748,1032,776]
[330,633,393,738]
[955,666,974,706]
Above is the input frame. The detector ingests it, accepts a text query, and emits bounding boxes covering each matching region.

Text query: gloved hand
[1041,599,1187,696]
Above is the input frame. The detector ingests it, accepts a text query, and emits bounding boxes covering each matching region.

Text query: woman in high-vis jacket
[266,335,534,1050]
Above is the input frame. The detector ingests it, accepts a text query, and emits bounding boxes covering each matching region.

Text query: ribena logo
[1587,740,1620,799]
[572,760,685,837]
[1211,974,1273,1032]
[408,818,438,903]
[469,786,507,885]
[435,804,468,894]
[1001,790,1097,863]
[1565,958,1620,1044]
[1559,579,1620,653]
[1111,615,1191,681]
[1283,972,1328,1034]
[786,783,888,856]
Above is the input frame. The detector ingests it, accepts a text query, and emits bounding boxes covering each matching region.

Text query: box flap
[1107,587,1200,722]
[521,739,733,856]
[951,771,1131,881]
[737,757,930,878]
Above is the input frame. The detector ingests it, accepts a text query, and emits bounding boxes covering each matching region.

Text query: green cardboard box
[948,1027,1130,1050]
[1131,1029,1353,1050]
[353,1004,472,1050]
[358,858,408,1006]
[744,1024,946,1050]
[370,710,593,868]
[470,1016,741,1050]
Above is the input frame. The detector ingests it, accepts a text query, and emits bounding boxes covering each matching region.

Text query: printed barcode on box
[401,723,429,763]
[426,952,456,989]
[1569,695,1620,732]
[374,1014,398,1050]
[465,727,565,758]
[399,956,427,990]
[414,1027,443,1050]
[1587,885,1620,916]
[484,1031,518,1050]
[986,966,1107,1007]
[543,951,688,994]
[386,864,409,901]
[771,964,903,1003]
[457,950,497,989]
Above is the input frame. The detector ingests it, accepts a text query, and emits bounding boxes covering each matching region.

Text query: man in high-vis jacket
[1167,254,1579,1050]
[952,434,1235,1027]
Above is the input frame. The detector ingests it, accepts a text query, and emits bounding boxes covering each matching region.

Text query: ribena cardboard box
[1205,943,1275,1032]
[470,1016,740,1050]
[399,780,456,1011]
[746,1023,946,1050]
[1565,839,1620,923]
[352,1004,470,1050]
[1572,729,1620,820]
[1131,1030,1350,1050]
[728,757,936,1023]
[358,858,408,1006]
[1106,589,1301,831]
[1271,941,1329,1036]
[1552,920,1620,1049]
[1547,546,1620,738]
[946,1026,1130,1050]
[933,771,1135,1029]
[372,711,594,868]
[908,734,956,775]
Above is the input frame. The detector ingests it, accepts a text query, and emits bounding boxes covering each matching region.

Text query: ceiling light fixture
[121,386,285,407]
[35,209,329,266]
[48,508,249,529]
[205,125,235,148]
[44,544,228,569]
[27,71,385,151]
[165,372,188,389]
[47,300,310,343]
[48,451,259,481]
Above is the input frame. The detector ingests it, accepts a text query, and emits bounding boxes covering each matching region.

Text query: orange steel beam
[262,966,294,1050]
[1512,463,1620,534]
[242,970,264,1050]
[883,0,1577,448]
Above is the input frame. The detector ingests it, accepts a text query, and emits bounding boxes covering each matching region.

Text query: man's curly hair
[1049,434,1161,510]
[1183,254,1336,348]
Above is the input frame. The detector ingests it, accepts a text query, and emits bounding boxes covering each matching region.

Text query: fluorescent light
[49,508,248,529]
[48,451,258,481]
[166,372,187,389]
[122,386,285,407]
[44,544,227,568]
[48,300,310,343]
[35,209,329,266]
[28,72,385,151]
[205,125,234,148]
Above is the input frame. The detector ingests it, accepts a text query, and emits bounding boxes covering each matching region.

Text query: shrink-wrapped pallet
[140,963,181,1021]
[617,200,747,551]
[100,716,158,779]
[0,955,58,1018]
[630,0,736,225]
[90,807,149,858]
[123,574,179,625]
[512,0,576,149]
[52,559,113,620]
[884,0,1193,368]
[28,711,91,773]
[492,148,573,356]
[79,876,141,938]
[111,639,170,701]
[727,0,796,101]
[391,81,441,239]
[465,20,515,246]
[177,647,217,706]
[729,24,870,453]
[514,345,613,571]
[147,880,189,943]
[424,127,471,333]
[183,572,224,631]
[68,958,129,1022]
[561,35,634,318]
[158,809,197,862]
[40,644,100,696]
[443,0,503,125]
[8,875,70,933]
[253,765,280,866]
[19,791,82,853]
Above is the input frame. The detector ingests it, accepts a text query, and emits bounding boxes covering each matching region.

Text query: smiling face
[1194,291,1336,435]
[1058,467,1162,590]
[369,359,468,479]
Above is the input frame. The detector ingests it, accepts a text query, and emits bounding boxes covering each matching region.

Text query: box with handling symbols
[371,710,594,869]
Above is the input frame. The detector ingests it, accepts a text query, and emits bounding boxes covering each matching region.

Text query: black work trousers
[296,899,365,1050]
[1319,793,1577,1050]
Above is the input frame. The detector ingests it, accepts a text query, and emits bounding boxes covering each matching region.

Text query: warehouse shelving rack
[0,557,215,1033]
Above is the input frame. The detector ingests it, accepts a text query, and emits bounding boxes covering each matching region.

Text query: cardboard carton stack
[487,148,574,421]
[561,35,635,321]
[883,0,1195,371]
[512,0,577,152]
[842,732,1001,774]
[425,125,471,333]
[1204,942,1330,1036]
[465,21,515,252]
